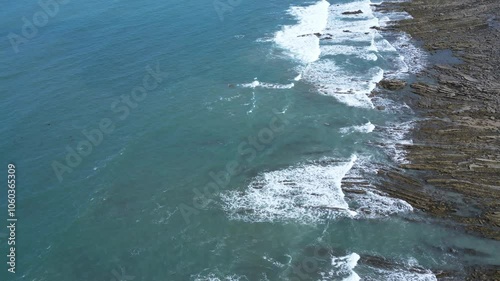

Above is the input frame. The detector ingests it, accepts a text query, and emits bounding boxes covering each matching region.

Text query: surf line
[178,108,291,224]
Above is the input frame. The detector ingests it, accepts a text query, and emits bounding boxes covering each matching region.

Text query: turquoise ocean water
[1,0,499,280]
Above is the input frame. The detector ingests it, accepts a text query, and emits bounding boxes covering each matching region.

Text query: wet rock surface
[373,0,500,279]
[378,79,407,90]
[342,10,363,15]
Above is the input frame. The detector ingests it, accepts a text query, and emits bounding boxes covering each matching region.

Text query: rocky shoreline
[371,0,499,279]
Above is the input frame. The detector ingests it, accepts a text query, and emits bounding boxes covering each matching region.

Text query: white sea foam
[392,33,427,75]
[271,0,426,107]
[221,155,358,223]
[378,11,413,28]
[340,253,361,281]
[372,7,426,78]
[320,253,361,281]
[350,190,414,218]
[280,0,387,108]
[346,254,436,281]
[325,0,380,40]
[322,45,379,61]
[314,0,391,107]
[341,155,415,218]
[221,153,416,222]
[246,92,256,115]
[378,120,415,164]
[370,260,437,281]
[340,122,376,134]
[229,0,423,225]
[239,79,295,89]
[376,37,398,52]
[274,0,330,63]
[192,273,248,281]
[320,253,437,281]
[263,256,286,268]
[375,271,437,281]
[302,60,383,108]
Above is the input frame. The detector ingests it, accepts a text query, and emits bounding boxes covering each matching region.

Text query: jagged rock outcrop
[342,10,363,15]
[378,79,407,90]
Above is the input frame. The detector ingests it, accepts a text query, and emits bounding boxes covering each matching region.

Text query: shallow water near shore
[1,0,499,280]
